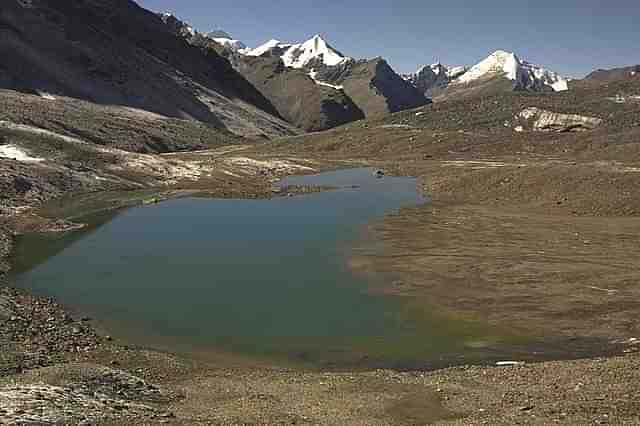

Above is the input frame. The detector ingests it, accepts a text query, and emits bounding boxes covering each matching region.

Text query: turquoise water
[11,168,503,369]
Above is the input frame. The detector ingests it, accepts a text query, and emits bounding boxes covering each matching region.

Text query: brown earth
[1,78,640,424]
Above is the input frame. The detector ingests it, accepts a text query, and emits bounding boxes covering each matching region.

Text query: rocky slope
[314,57,430,119]
[402,63,468,98]
[0,0,297,139]
[221,33,429,122]
[0,89,242,153]
[234,55,365,132]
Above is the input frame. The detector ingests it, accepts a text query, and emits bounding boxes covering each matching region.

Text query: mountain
[0,1,297,143]
[454,50,568,91]
[155,23,364,132]
[206,30,247,52]
[585,65,640,83]
[173,29,427,126]
[234,56,364,131]
[243,35,428,119]
[404,50,568,101]
[243,35,349,69]
[402,63,467,98]
[314,58,431,119]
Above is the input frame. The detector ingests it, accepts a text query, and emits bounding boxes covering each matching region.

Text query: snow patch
[446,66,469,79]
[242,39,291,56]
[0,145,44,162]
[212,37,247,52]
[0,121,203,183]
[308,70,343,90]
[38,92,57,101]
[206,30,247,51]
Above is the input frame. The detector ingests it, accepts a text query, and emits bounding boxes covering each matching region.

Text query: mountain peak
[243,39,290,57]
[241,34,348,68]
[454,50,567,91]
[281,35,348,68]
[490,49,515,57]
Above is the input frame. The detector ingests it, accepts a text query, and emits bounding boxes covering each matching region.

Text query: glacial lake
[11,168,512,369]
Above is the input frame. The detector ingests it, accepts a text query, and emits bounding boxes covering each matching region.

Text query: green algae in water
[10,168,521,369]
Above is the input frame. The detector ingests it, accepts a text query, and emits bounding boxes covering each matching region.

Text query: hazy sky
[138,0,639,78]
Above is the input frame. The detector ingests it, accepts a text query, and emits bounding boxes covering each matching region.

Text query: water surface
[11,168,509,369]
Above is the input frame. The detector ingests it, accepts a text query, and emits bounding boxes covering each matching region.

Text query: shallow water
[11,168,514,369]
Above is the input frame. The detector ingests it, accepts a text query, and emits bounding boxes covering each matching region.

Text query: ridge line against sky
[138,0,639,78]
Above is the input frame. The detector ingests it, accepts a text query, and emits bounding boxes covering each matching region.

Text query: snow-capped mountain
[243,35,349,69]
[453,50,568,92]
[402,63,471,98]
[242,39,292,57]
[405,50,568,98]
[403,63,452,97]
[206,30,247,52]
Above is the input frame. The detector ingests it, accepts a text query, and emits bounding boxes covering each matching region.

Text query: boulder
[516,107,603,132]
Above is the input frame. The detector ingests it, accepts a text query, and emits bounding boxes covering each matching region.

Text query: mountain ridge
[161,18,428,127]
[403,50,569,99]
[0,0,297,140]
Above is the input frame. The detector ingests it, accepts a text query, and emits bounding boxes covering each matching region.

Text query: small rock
[496,361,526,367]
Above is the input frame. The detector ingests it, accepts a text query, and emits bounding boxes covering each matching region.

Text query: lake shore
[3,137,640,423]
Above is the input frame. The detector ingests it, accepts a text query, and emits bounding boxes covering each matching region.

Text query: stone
[516,107,603,132]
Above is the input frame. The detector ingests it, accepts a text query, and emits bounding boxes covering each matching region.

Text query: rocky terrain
[1,0,640,423]
[0,0,297,139]
[232,55,365,132]
[402,63,466,98]
[1,67,639,423]
[313,57,431,119]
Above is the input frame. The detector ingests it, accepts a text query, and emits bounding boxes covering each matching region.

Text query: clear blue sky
[138,0,639,78]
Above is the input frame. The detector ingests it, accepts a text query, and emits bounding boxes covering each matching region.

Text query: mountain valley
[1,0,640,424]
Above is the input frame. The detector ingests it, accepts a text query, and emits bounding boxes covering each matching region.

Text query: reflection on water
[11,168,517,369]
